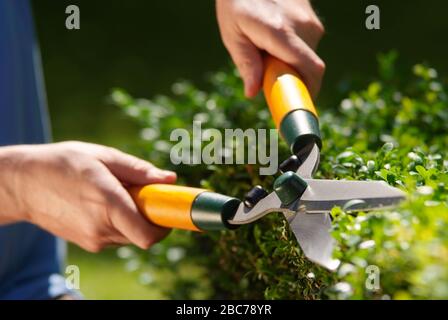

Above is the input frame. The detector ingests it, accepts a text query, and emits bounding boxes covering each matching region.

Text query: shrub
[111,52,448,299]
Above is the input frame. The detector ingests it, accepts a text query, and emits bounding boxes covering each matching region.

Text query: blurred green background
[31,0,448,299]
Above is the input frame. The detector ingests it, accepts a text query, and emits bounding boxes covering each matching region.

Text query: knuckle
[93,145,120,162]
[56,142,90,166]
[130,158,150,173]
[233,1,255,20]
[234,5,250,20]
[314,58,326,75]
[104,146,118,155]
[101,185,133,225]
[102,184,123,204]
[314,19,325,36]
[99,146,118,160]
[84,224,104,243]
[264,18,290,50]
[235,55,257,75]
[139,236,155,250]
[269,16,290,34]
[85,243,103,253]
[305,16,325,36]
[81,237,105,253]
[297,11,324,30]
[58,140,77,147]
[79,164,98,180]
[59,140,85,151]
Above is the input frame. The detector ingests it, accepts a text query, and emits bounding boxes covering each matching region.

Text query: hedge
[111,52,448,299]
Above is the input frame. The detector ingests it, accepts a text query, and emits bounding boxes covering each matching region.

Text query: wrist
[0,145,31,223]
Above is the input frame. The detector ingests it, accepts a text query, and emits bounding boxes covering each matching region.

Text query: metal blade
[285,211,340,270]
[286,179,405,270]
[300,179,406,213]
[292,143,339,269]
[228,179,405,224]
[296,143,320,178]
[228,139,405,271]
[228,192,284,225]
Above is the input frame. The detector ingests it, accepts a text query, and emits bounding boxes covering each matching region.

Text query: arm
[216,0,325,98]
[0,141,176,252]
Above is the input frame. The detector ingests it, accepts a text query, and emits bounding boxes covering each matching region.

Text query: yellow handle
[129,184,206,232]
[263,56,318,128]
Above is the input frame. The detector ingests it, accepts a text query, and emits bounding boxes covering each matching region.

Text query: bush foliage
[111,52,448,299]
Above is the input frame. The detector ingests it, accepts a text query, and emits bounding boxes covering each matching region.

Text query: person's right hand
[216,0,325,98]
[0,141,176,252]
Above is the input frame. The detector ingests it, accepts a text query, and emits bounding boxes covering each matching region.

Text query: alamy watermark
[65,5,80,30]
[65,264,80,290]
[170,121,279,175]
[365,265,381,291]
[365,5,380,30]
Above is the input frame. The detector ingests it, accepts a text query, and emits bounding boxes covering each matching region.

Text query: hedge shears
[129,56,405,270]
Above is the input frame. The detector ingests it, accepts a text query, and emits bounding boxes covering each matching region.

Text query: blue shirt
[0,0,70,299]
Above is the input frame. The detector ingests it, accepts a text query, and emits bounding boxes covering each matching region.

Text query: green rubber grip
[280,109,322,154]
[191,192,241,231]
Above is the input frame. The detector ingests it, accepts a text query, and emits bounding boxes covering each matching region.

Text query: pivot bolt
[273,171,308,205]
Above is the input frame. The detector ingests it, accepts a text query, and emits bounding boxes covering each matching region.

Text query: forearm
[0,145,28,224]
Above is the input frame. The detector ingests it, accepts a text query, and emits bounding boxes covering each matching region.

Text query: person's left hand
[0,141,177,252]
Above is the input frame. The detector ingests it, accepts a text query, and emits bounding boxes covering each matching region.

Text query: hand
[0,141,177,252]
[216,0,325,98]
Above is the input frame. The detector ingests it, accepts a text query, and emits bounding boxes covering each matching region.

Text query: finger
[103,234,131,246]
[268,33,325,97]
[99,147,177,185]
[288,5,325,49]
[241,22,325,97]
[291,18,325,50]
[223,33,264,97]
[263,32,324,97]
[102,173,171,249]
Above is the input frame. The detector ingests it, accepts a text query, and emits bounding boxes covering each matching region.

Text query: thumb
[226,35,263,97]
[99,147,177,185]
